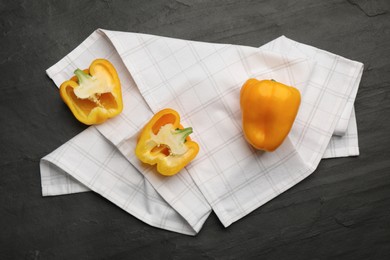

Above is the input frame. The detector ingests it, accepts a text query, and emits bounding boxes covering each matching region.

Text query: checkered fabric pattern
[41,29,363,234]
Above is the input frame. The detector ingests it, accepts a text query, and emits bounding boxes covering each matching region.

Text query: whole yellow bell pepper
[59,59,123,125]
[240,79,301,152]
[135,108,199,176]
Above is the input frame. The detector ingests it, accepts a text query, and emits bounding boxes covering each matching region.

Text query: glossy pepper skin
[240,79,301,152]
[59,59,123,125]
[135,109,199,176]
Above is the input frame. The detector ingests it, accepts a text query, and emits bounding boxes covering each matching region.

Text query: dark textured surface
[1,0,390,259]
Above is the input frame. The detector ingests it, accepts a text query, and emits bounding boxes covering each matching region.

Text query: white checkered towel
[41,29,363,235]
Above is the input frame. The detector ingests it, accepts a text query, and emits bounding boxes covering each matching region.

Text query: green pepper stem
[74,69,93,85]
[174,127,193,143]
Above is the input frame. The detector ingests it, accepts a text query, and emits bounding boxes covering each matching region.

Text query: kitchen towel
[41,29,363,235]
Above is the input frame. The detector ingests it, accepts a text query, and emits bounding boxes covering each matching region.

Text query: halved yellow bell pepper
[135,109,199,176]
[240,79,301,152]
[59,59,123,125]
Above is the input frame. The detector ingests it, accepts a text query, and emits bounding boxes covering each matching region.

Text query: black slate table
[1,1,390,259]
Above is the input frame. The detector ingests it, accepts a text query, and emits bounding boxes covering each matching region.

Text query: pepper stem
[174,127,193,143]
[74,69,93,85]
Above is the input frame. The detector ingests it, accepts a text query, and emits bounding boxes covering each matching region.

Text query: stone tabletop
[1,1,389,259]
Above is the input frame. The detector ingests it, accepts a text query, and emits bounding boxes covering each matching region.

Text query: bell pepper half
[240,78,301,152]
[135,108,199,176]
[59,59,123,125]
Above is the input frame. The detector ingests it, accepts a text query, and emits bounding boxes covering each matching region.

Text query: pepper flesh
[135,109,199,176]
[240,78,301,152]
[59,59,123,125]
